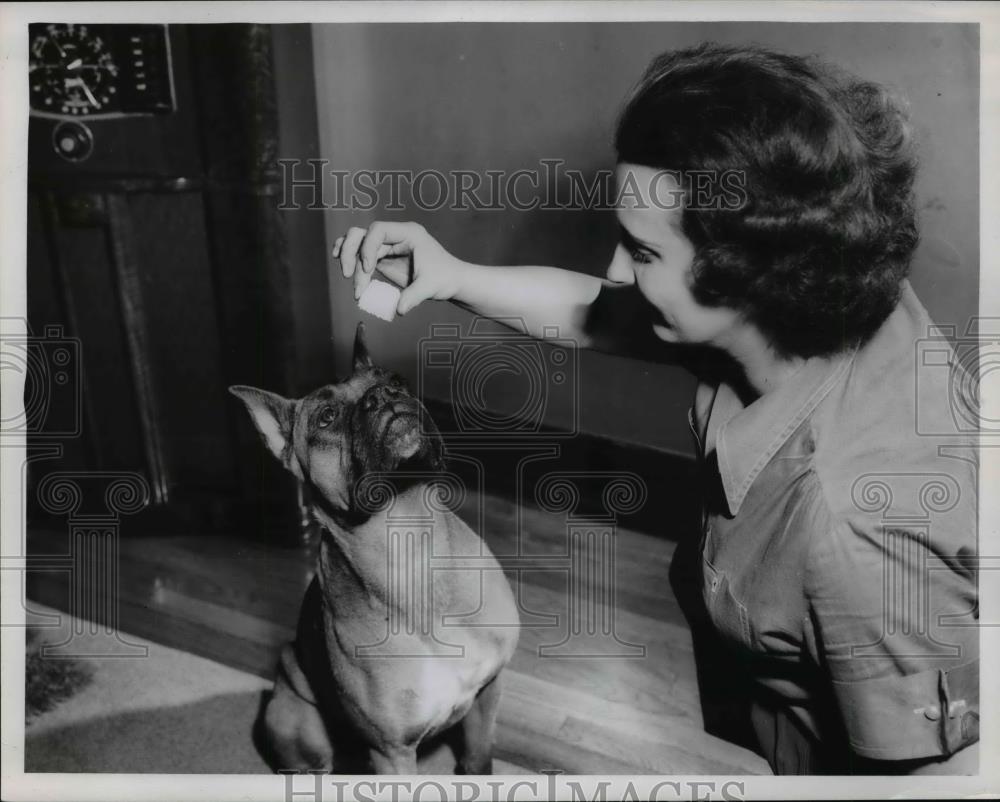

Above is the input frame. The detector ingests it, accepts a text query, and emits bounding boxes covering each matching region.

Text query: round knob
[51,120,94,163]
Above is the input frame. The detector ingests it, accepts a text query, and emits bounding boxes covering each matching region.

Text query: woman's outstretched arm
[333,221,656,354]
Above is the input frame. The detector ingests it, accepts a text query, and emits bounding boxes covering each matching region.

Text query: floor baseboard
[424,399,701,542]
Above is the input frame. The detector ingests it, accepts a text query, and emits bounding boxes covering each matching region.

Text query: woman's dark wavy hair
[615,43,919,358]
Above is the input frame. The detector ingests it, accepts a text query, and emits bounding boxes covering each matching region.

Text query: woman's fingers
[338,227,368,279]
[336,221,428,300]
[358,221,420,275]
[347,222,421,299]
[354,259,374,300]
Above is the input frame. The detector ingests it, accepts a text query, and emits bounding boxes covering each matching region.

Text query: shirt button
[923,705,942,721]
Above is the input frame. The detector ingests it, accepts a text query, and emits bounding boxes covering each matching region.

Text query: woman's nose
[606,246,636,285]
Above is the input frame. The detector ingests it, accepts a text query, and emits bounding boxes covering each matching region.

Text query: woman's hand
[333,222,466,316]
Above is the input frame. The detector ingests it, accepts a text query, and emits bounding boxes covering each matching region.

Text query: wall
[309,22,979,457]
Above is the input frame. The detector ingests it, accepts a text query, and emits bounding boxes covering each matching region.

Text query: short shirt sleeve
[804,517,979,761]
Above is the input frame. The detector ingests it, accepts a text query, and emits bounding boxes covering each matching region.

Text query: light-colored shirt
[690,281,979,769]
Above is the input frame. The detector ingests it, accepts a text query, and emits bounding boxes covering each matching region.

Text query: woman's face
[610,163,742,347]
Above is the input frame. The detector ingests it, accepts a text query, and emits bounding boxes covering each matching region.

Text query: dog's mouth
[382,411,424,464]
[376,401,419,428]
[372,401,422,442]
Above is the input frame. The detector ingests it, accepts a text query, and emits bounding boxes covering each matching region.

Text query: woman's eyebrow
[618,223,659,253]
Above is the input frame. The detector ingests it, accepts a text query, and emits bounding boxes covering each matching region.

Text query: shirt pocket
[703,554,754,649]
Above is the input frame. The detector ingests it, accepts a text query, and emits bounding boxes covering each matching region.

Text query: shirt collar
[712,348,857,517]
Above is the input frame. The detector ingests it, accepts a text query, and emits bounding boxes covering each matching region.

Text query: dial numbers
[28,23,174,119]
[29,24,120,115]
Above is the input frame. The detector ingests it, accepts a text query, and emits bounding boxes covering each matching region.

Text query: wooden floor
[26,487,770,775]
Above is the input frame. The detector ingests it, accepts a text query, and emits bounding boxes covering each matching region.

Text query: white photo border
[2,2,997,800]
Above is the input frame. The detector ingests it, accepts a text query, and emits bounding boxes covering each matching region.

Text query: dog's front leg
[262,681,334,772]
[369,745,418,775]
[456,673,502,775]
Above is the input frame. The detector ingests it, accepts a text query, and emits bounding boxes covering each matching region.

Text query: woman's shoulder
[808,282,977,522]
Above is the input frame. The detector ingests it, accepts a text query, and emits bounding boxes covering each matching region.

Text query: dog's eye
[317,407,337,428]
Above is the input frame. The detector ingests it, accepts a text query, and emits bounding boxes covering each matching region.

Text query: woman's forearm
[451,262,605,346]
[335,222,607,346]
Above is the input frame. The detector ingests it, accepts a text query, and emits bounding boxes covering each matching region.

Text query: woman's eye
[317,407,337,428]
[629,248,653,265]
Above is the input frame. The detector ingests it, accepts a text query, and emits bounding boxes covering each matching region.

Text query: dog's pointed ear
[353,321,374,373]
[229,385,296,466]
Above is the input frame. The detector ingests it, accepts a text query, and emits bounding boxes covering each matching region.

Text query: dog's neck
[311,482,451,615]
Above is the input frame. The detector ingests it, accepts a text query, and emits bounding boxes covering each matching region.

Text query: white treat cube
[358,279,401,322]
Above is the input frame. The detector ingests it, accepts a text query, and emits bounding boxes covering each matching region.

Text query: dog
[230,323,520,775]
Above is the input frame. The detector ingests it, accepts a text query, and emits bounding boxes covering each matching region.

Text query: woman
[332,43,979,775]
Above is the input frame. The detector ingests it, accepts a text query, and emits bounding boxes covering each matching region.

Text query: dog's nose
[362,384,402,412]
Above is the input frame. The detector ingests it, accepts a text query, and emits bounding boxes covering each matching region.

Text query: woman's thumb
[375,254,410,287]
[396,275,434,316]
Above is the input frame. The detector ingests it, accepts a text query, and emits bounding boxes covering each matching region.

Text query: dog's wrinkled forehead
[311,372,376,406]
[295,369,408,437]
